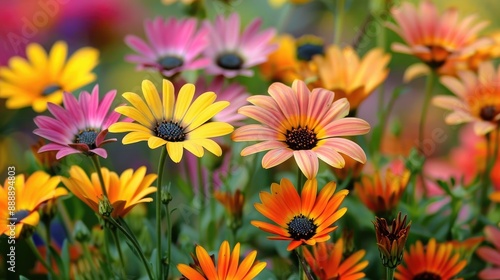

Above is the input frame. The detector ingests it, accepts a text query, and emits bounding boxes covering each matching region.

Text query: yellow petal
[163,79,175,119]
[115,106,155,127]
[182,91,217,128]
[148,136,167,149]
[122,131,151,144]
[108,122,152,133]
[185,101,230,132]
[48,41,67,80]
[404,63,430,83]
[26,42,48,72]
[167,142,184,163]
[182,140,205,158]
[142,80,163,120]
[173,83,195,122]
[188,122,234,140]
[122,92,155,123]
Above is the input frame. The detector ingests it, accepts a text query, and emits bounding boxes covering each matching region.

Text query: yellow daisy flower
[108,79,234,163]
[0,41,99,112]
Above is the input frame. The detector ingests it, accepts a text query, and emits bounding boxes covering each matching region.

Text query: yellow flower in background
[0,171,67,238]
[109,79,234,163]
[269,0,311,8]
[61,166,157,218]
[260,35,301,84]
[0,41,99,112]
[312,45,390,109]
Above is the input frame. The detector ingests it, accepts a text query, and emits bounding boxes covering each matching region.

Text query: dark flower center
[42,84,62,95]
[154,121,185,142]
[216,53,244,70]
[75,130,98,148]
[480,105,498,121]
[158,56,184,70]
[423,45,450,69]
[297,43,324,61]
[12,210,31,224]
[413,272,441,280]
[287,214,317,240]
[285,126,318,150]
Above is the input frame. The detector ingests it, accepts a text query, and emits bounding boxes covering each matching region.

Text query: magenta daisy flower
[194,76,249,126]
[203,13,276,78]
[232,79,370,179]
[33,85,120,159]
[125,17,209,77]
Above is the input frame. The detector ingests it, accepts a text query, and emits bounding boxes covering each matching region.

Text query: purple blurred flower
[203,13,276,78]
[33,85,120,159]
[125,17,209,77]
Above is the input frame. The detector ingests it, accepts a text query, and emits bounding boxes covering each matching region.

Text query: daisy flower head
[386,0,490,80]
[108,79,234,163]
[177,240,266,280]
[312,45,390,109]
[203,12,277,78]
[252,178,348,251]
[304,238,369,280]
[0,41,98,112]
[0,171,67,238]
[433,61,500,135]
[33,85,120,159]
[125,17,209,78]
[232,79,370,179]
[61,166,157,218]
[395,238,467,280]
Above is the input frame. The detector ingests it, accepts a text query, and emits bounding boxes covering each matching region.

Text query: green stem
[197,157,205,209]
[106,217,155,280]
[111,229,127,278]
[297,167,305,193]
[209,172,215,250]
[386,267,395,280]
[334,0,345,45]
[480,133,494,215]
[82,243,100,279]
[156,148,167,279]
[27,237,60,280]
[45,220,52,277]
[90,155,109,198]
[418,71,436,196]
[295,248,313,280]
[103,228,113,268]
[165,201,173,280]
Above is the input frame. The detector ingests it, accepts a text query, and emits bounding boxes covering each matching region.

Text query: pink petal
[90,148,108,158]
[46,102,75,130]
[38,143,67,152]
[240,141,287,156]
[56,147,81,159]
[125,35,156,59]
[293,150,319,179]
[268,82,300,128]
[485,226,500,250]
[34,116,71,136]
[62,92,85,127]
[232,125,282,141]
[238,106,288,132]
[224,13,240,50]
[262,148,293,169]
[316,98,350,128]
[477,247,500,266]
[33,128,71,144]
[306,88,335,129]
[432,95,465,110]
[313,141,345,168]
[319,118,371,138]
[324,138,367,163]
[479,268,500,279]
[292,80,310,124]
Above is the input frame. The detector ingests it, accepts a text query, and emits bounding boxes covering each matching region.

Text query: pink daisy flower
[33,85,120,159]
[125,17,209,77]
[203,13,276,78]
[232,79,370,179]
[477,225,500,279]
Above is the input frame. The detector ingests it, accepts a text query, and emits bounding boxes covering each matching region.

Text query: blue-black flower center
[154,121,185,142]
[287,214,317,240]
[158,56,184,71]
[285,126,318,150]
[42,84,62,95]
[480,105,498,121]
[216,53,244,70]
[297,43,324,61]
[413,272,441,280]
[75,129,98,148]
[12,210,31,224]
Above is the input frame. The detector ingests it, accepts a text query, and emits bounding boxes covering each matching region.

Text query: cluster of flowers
[0,0,500,279]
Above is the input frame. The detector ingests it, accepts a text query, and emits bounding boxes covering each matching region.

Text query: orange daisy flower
[177,240,266,280]
[251,178,348,251]
[304,238,369,280]
[355,160,410,215]
[386,0,490,81]
[312,45,390,109]
[433,61,500,135]
[395,238,467,280]
[232,79,370,179]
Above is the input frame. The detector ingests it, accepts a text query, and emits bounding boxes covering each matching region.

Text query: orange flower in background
[214,189,244,230]
[387,0,490,82]
[355,160,410,215]
[447,236,484,262]
[0,171,67,238]
[61,166,157,218]
[259,35,301,84]
[304,238,369,280]
[433,62,500,135]
[233,79,370,179]
[312,45,390,109]
[251,178,348,251]
[395,238,467,280]
[373,213,411,269]
[177,240,267,279]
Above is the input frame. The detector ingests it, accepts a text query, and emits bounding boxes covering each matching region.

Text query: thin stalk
[103,228,113,268]
[197,157,205,209]
[480,133,493,215]
[111,229,127,278]
[295,248,313,280]
[297,167,305,193]
[334,0,346,45]
[105,217,155,280]
[386,267,395,280]
[418,71,436,196]
[165,201,173,280]
[27,237,61,280]
[156,148,167,279]
[209,172,216,250]
[82,243,100,279]
[90,155,108,198]
[45,221,52,277]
